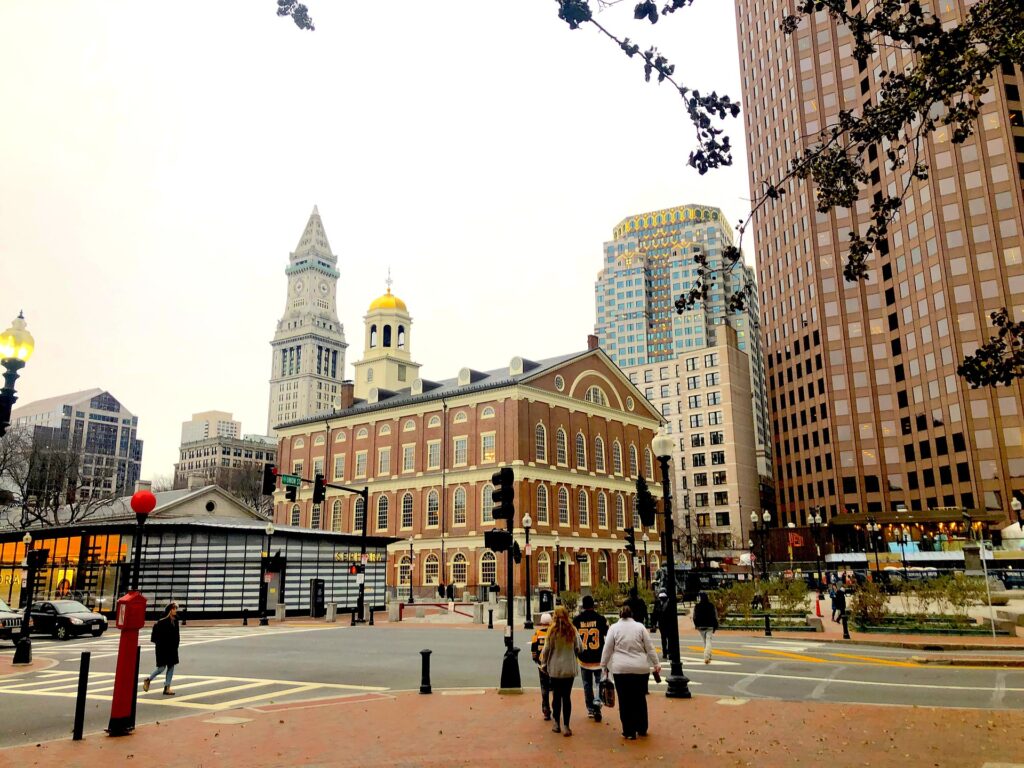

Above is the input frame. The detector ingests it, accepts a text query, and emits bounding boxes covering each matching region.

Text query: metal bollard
[73,651,91,741]
[487,608,493,630]
[419,649,432,694]
[369,607,375,626]
[764,614,772,637]
[180,607,186,626]
[351,608,357,626]
[842,613,851,640]
[242,608,249,626]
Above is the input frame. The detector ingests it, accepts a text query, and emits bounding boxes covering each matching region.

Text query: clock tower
[267,206,348,433]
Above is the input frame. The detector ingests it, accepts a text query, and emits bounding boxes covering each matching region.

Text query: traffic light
[512,540,522,564]
[484,527,513,552]
[491,467,515,520]
[636,476,656,527]
[624,527,636,554]
[261,464,278,496]
[285,485,297,502]
[312,473,326,505]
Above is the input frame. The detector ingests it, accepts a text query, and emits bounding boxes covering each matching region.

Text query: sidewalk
[3,686,1021,767]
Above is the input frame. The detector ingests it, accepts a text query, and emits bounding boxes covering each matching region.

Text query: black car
[0,598,22,644]
[28,600,107,641]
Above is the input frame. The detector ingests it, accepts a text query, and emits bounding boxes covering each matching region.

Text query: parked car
[0,598,22,645]
[996,570,1024,590]
[27,600,107,641]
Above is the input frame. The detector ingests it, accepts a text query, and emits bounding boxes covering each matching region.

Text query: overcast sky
[0,1,752,480]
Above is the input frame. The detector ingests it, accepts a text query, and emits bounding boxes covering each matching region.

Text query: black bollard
[419,649,432,694]
[842,613,851,640]
[242,608,249,626]
[764,614,772,637]
[487,608,493,630]
[72,651,91,741]
[351,608,357,626]
[369,607,375,626]
[180,607,186,626]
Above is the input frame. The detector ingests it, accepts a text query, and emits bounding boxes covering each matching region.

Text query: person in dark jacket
[832,587,847,622]
[143,602,180,695]
[625,586,648,627]
[692,592,719,664]
[530,613,552,720]
[651,592,673,660]
[573,595,608,722]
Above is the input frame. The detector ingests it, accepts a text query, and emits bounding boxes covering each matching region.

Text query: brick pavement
[2,686,1022,768]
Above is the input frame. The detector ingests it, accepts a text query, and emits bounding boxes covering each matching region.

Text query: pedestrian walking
[832,587,847,622]
[625,586,648,627]
[530,612,553,720]
[651,591,672,660]
[573,595,608,722]
[600,604,661,740]
[143,602,180,696]
[540,605,583,736]
[692,592,718,664]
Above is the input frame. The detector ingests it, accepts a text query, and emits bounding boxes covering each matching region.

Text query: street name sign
[280,474,301,487]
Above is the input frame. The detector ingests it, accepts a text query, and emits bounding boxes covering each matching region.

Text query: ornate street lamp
[553,531,561,598]
[522,513,533,629]
[750,509,771,579]
[1012,498,1022,531]
[12,532,46,665]
[809,509,825,599]
[652,429,692,700]
[407,537,415,605]
[865,517,882,574]
[0,312,35,438]
[260,522,275,626]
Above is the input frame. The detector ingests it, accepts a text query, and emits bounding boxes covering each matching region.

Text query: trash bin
[309,578,326,618]
[538,589,554,613]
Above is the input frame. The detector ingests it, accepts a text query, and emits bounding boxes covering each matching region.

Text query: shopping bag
[599,678,615,708]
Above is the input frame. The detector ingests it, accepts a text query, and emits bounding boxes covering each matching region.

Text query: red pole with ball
[107,489,155,737]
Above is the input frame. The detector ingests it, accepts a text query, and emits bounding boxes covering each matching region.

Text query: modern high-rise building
[594,203,771,477]
[734,2,1024,528]
[180,411,241,444]
[10,388,143,499]
[267,206,348,433]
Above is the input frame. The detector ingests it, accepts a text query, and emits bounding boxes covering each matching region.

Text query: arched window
[575,432,587,469]
[594,437,605,472]
[585,386,607,406]
[382,324,392,347]
[401,493,414,529]
[650,554,661,575]
[612,441,623,474]
[537,552,551,586]
[403,419,416,431]
[428,415,441,428]
[578,553,592,586]
[555,429,568,465]
[398,556,411,586]
[424,554,439,585]
[632,496,640,528]
[578,490,589,527]
[451,553,468,585]
[535,423,547,463]
[397,325,406,348]
[628,445,639,477]
[426,490,439,526]
[331,499,343,531]
[557,487,569,525]
[294,437,305,449]
[481,484,494,523]
[290,504,300,526]
[453,411,468,424]
[617,552,629,583]
[311,504,321,529]
[356,428,368,439]
[598,551,610,582]
[536,485,549,524]
[367,368,374,382]
[354,497,366,532]
[453,487,467,525]
[615,495,625,529]
[645,448,654,480]
[335,431,346,442]
[376,495,389,530]
[379,424,391,435]
[369,324,377,347]
[481,551,497,584]
[597,492,607,527]
[314,434,325,446]
[481,406,495,419]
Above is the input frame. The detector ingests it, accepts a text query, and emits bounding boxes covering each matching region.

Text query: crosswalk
[0,667,387,712]
[20,625,334,660]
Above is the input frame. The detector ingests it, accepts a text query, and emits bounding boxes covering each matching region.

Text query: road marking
[810,666,846,700]
[685,645,744,658]
[215,684,322,709]
[693,668,1024,694]
[715,697,749,706]
[731,661,783,697]
[992,672,1007,707]
[441,689,486,696]
[828,652,920,668]
[755,649,828,664]
[167,681,270,702]
[203,716,252,725]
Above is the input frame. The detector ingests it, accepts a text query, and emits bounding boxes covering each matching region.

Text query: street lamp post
[1012,498,1022,532]
[642,532,650,586]
[523,513,533,629]
[750,510,771,579]
[866,517,882,574]
[553,532,561,599]
[809,509,825,599]
[747,538,755,580]
[0,312,35,438]
[408,538,415,605]
[652,430,692,700]
[260,522,274,626]
[12,532,44,665]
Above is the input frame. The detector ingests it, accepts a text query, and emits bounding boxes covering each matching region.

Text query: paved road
[1,624,1022,748]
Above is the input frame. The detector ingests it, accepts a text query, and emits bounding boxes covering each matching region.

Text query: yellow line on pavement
[214,684,322,709]
[755,649,827,664]
[685,645,744,658]
[829,652,920,668]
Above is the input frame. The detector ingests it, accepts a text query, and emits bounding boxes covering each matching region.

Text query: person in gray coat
[540,605,583,736]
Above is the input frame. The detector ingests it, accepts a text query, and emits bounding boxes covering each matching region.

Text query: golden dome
[368,288,407,312]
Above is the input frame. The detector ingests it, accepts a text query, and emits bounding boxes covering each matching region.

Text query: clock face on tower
[293,280,304,294]
[319,281,329,295]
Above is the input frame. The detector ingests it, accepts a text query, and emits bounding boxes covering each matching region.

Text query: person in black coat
[651,592,673,660]
[692,592,719,664]
[625,587,648,627]
[831,588,847,623]
[143,602,180,695]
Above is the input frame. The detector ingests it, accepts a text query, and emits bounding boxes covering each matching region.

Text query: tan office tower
[734,2,1024,528]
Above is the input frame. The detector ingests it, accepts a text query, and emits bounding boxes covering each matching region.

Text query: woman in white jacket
[600,604,661,740]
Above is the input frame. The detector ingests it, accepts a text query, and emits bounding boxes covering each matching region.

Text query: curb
[910,655,1024,668]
